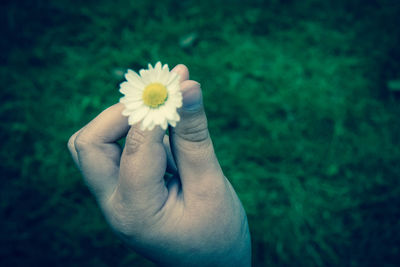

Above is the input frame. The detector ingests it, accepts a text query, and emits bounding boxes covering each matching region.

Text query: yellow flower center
[142,83,168,108]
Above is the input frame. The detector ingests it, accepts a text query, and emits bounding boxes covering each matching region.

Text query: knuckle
[181,124,209,143]
[67,131,81,152]
[173,113,216,160]
[74,131,93,152]
[67,134,77,152]
[177,113,210,143]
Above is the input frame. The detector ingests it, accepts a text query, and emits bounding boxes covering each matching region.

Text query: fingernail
[182,82,202,111]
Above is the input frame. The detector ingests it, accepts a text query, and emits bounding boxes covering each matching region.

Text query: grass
[1,0,400,266]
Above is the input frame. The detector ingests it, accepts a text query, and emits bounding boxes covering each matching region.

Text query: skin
[67,64,251,266]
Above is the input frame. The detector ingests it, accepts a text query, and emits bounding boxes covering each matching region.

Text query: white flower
[119,62,182,130]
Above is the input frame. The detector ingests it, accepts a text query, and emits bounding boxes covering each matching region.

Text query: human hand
[67,64,251,266]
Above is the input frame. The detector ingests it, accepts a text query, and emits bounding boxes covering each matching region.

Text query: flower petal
[141,110,155,130]
[140,69,151,85]
[161,119,168,130]
[155,62,161,71]
[167,72,180,86]
[160,67,170,84]
[128,106,150,125]
[119,81,143,96]
[125,70,144,87]
[122,108,131,116]
[169,120,177,127]
[124,100,144,110]
[162,63,169,72]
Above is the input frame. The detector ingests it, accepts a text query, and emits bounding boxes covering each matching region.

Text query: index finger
[72,103,130,202]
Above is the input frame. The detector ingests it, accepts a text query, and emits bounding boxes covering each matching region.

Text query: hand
[67,64,251,266]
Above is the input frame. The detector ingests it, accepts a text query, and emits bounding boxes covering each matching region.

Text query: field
[1,0,400,266]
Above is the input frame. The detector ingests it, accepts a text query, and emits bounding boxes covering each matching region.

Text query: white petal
[125,70,144,86]
[162,101,179,114]
[173,112,180,121]
[128,115,138,125]
[151,66,162,82]
[166,97,182,109]
[119,82,143,96]
[139,69,146,76]
[169,120,177,127]
[142,111,155,130]
[119,87,131,95]
[120,96,135,103]
[140,69,151,85]
[124,100,144,110]
[148,122,156,131]
[155,62,162,71]
[169,91,182,100]
[149,108,161,126]
[167,84,180,94]
[161,119,168,130]
[167,72,179,86]
[159,67,170,84]
[134,105,150,116]
[157,107,167,125]
[162,63,169,72]
[120,94,143,105]
[175,99,183,108]
[140,121,146,131]
[160,104,175,120]
[122,108,131,116]
[128,106,150,125]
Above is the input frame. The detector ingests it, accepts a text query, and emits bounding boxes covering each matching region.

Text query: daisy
[119,62,182,131]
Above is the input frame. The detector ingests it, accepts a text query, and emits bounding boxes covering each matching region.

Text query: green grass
[1,0,400,266]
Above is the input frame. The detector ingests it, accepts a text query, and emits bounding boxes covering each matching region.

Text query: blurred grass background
[1,0,400,266]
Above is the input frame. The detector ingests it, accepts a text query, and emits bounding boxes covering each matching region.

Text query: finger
[116,123,169,213]
[169,79,224,193]
[160,63,190,176]
[172,64,190,82]
[73,103,130,202]
[69,128,177,175]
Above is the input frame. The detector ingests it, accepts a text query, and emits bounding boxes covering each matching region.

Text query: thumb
[115,124,168,213]
[170,80,224,192]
